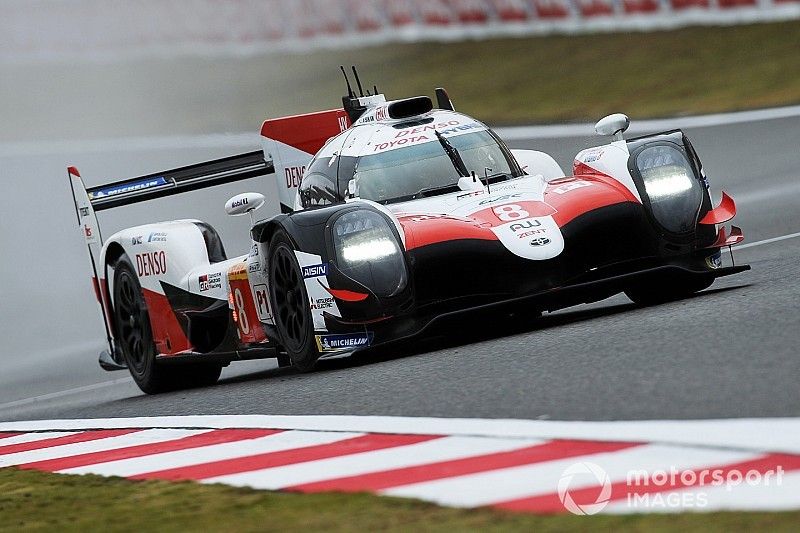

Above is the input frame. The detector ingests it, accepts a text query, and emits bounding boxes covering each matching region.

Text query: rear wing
[86,150,273,212]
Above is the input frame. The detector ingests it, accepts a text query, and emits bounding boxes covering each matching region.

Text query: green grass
[4,20,800,142]
[1,468,798,532]
[268,20,800,125]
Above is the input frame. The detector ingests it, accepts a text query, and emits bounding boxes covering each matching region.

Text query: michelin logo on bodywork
[315,332,373,352]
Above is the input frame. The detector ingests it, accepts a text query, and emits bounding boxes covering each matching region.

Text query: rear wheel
[624,276,713,306]
[268,231,319,372]
[112,254,221,393]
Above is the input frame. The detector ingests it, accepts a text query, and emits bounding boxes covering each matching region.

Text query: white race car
[69,69,748,393]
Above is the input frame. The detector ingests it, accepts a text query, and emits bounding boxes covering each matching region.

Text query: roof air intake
[388,96,433,120]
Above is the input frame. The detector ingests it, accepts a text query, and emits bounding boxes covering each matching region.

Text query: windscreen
[354,130,517,204]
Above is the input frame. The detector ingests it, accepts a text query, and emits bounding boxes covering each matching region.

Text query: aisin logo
[530,237,551,247]
[558,462,612,515]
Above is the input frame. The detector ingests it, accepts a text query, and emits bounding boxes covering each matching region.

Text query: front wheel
[268,231,320,372]
[112,253,221,393]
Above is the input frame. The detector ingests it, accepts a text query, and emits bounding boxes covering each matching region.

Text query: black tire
[112,254,221,393]
[624,276,713,306]
[268,231,319,372]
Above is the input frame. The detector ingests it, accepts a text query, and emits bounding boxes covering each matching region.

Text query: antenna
[373,85,379,95]
[340,65,354,98]
[351,65,365,97]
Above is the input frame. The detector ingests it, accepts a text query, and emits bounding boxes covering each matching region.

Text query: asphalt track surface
[1,112,799,423]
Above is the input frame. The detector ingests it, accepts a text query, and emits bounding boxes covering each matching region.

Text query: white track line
[735,231,800,251]
[496,104,800,140]
[3,416,800,454]
[0,377,133,411]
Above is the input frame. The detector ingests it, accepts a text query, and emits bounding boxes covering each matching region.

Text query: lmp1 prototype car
[69,70,748,393]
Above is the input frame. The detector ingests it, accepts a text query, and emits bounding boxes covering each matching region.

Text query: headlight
[333,210,407,297]
[636,145,703,234]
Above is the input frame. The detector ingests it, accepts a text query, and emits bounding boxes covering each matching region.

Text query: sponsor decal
[79,206,90,217]
[230,197,249,209]
[359,115,375,124]
[199,271,222,292]
[510,219,547,239]
[253,284,272,321]
[553,181,592,195]
[530,237,551,247]
[310,296,335,311]
[518,229,547,239]
[302,263,329,278]
[373,135,430,152]
[509,220,542,232]
[83,225,93,238]
[88,177,168,199]
[249,243,259,257]
[315,332,373,352]
[582,148,604,164]
[375,106,389,121]
[136,251,167,277]
[285,166,306,188]
[394,121,460,138]
[706,253,722,270]
[439,123,481,136]
[478,193,523,205]
[457,190,484,201]
[337,116,349,132]
[147,232,167,243]
[131,236,143,245]
[248,261,261,273]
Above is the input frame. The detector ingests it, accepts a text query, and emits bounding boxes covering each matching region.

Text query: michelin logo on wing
[315,332,373,352]
[88,177,169,199]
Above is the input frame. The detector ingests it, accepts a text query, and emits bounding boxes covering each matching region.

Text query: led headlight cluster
[636,145,703,234]
[332,210,407,297]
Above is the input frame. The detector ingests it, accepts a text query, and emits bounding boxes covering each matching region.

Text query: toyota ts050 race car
[69,69,749,393]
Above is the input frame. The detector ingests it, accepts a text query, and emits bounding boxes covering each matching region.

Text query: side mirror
[595,113,630,141]
[225,192,265,221]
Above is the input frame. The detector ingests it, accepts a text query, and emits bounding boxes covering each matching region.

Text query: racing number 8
[234,288,250,335]
[494,204,529,222]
